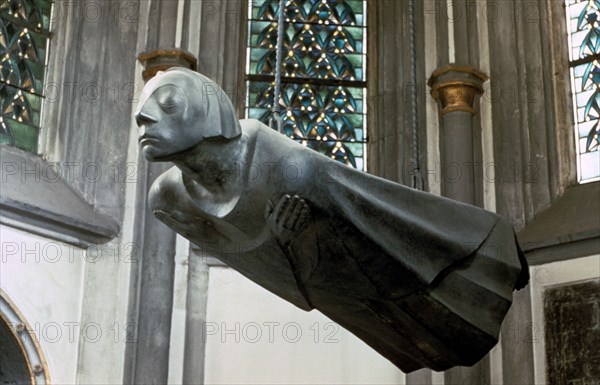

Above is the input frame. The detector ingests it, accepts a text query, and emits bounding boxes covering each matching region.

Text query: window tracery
[0,0,52,153]
[566,0,600,182]
[245,0,367,169]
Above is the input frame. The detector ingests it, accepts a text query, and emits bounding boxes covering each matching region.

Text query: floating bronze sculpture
[134,68,529,372]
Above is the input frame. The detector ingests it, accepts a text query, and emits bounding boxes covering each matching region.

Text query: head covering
[162,67,242,140]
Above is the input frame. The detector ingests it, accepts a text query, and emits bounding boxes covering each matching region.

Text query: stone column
[428,64,487,204]
[126,0,246,382]
[428,64,488,385]
[123,3,199,379]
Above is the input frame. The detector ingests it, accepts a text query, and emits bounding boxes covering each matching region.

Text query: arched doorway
[0,291,50,384]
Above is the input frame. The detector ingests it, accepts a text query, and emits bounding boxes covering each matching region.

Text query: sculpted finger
[290,199,309,230]
[274,194,291,225]
[286,196,305,229]
[298,203,310,228]
[264,199,274,221]
[281,195,299,228]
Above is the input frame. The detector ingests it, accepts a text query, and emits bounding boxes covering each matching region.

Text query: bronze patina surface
[134,68,529,372]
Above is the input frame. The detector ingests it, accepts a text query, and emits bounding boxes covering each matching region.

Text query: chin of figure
[141,145,163,162]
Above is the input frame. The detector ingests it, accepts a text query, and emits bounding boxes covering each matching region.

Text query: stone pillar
[428,64,488,385]
[126,0,246,382]
[428,64,487,205]
[123,4,199,380]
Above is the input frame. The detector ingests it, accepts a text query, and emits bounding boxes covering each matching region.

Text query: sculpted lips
[138,134,160,146]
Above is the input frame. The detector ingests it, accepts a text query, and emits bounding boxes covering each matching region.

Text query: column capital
[428,64,488,116]
[137,49,198,82]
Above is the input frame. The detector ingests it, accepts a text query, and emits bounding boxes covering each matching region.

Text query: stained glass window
[245,0,367,170]
[566,0,600,182]
[0,0,52,153]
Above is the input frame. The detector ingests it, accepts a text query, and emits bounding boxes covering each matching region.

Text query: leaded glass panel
[246,0,367,169]
[566,0,600,182]
[0,0,52,153]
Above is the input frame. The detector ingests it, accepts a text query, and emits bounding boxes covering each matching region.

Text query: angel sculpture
[134,68,529,372]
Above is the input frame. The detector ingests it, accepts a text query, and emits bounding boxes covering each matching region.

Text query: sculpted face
[134,71,204,161]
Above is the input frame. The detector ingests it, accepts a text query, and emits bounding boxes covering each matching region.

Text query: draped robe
[148,119,528,372]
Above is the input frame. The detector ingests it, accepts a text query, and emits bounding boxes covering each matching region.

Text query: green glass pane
[247,0,367,170]
[567,0,600,60]
[37,0,52,31]
[1,83,41,125]
[248,107,269,120]
[23,87,41,109]
[0,131,13,145]
[248,81,365,144]
[253,0,365,26]
[249,21,365,80]
[1,20,47,95]
[344,141,363,157]
[571,61,600,154]
[303,138,362,168]
[1,0,51,33]
[2,116,38,152]
[1,0,52,154]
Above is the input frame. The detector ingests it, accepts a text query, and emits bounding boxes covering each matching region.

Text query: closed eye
[158,99,179,113]
[154,84,185,114]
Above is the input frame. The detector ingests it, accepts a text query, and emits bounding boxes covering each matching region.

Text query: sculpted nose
[134,110,158,126]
